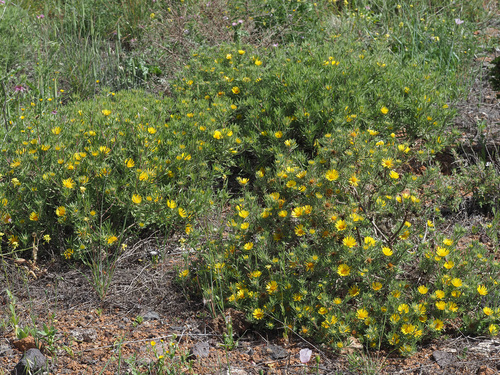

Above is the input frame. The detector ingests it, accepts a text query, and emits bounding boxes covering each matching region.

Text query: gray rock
[266,344,288,360]
[190,341,210,358]
[432,350,455,367]
[11,348,47,375]
[142,311,160,321]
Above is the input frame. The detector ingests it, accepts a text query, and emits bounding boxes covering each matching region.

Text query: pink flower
[455,18,464,25]
[14,85,26,92]
[299,348,312,364]
[37,14,45,19]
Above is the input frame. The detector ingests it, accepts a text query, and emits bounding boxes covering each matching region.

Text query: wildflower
[382,247,393,256]
[401,323,416,335]
[29,212,39,221]
[489,324,498,336]
[318,307,328,315]
[213,130,223,139]
[107,236,118,245]
[179,269,189,278]
[101,109,111,116]
[125,158,135,168]
[255,59,262,66]
[295,225,306,236]
[381,106,389,114]
[381,158,394,168]
[451,278,462,288]
[62,178,75,189]
[236,177,249,186]
[371,282,383,291]
[443,238,453,246]
[435,290,445,299]
[167,200,177,209]
[431,319,444,331]
[150,341,156,347]
[178,208,187,218]
[389,170,399,179]
[349,174,359,186]
[238,50,245,55]
[348,285,360,296]
[278,210,288,218]
[335,220,347,231]
[418,285,428,294]
[436,246,449,257]
[132,194,142,204]
[232,87,240,94]
[435,301,446,310]
[43,235,51,243]
[337,264,350,276]
[266,281,278,294]
[325,169,339,181]
[356,309,369,320]
[364,237,376,247]
[343,236,357,248]
[250,270,262,278]
[244,242,254,250]
[477,285,488,296]
[443,260,454,269]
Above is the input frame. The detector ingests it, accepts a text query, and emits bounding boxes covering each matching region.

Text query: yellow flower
[250,270,262,278]
[381,158,394,168]
[349,174,359,186]
[51,126,62,135]
[179,269,189,278]
[107,236,118,244]
[435,290,445,299]
[371,282,383,291]
[274,131,283,138]
[29,212,39,221]
[398,304,409,314]
[318,307,328,315]
[335,220,347,231]
[132,194,142,204]
[337,263,350,277]
[178,208,187,218]
[489,324,498,336]
[167,200,177,209]
[436,246,449,257]
[295,224,306,236]
[342,236,357,248]
[62,178,75,189]
[381,106,389,114]
[431,319,444,331]
[325,169,339,181]
[101,109,111,116]
[255,59,262,66]
[417,285,428,294]
[389,170,399,179]
[266,281,278,294]
[443,238,453,246]
[236,177,249,186]
[477,285,488,296]
[278,210,288,218]
[401,323,416,335]
[348,285,360,296]
[382,247,393,256]
[443,260,454,269]
[451,278,462,288]
[356,309,369,320]
[232,86,240,94]
[253,308,264,320]
[435,301,446,310]
[213,130,223,139]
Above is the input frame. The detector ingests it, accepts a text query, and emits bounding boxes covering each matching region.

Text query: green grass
[1,0,499,368]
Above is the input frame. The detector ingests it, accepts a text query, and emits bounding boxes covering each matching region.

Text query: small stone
[217,368,247,375]
[142,311,160,321]
[190,341,210,358]
[266,344,288,360]
[11,348,47,375]
[13,336,37,352]
[432,350,455,367]
[70,328,97,343]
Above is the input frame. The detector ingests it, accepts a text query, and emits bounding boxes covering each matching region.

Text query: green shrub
[183,127,500,354]
[0,89,239,260]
